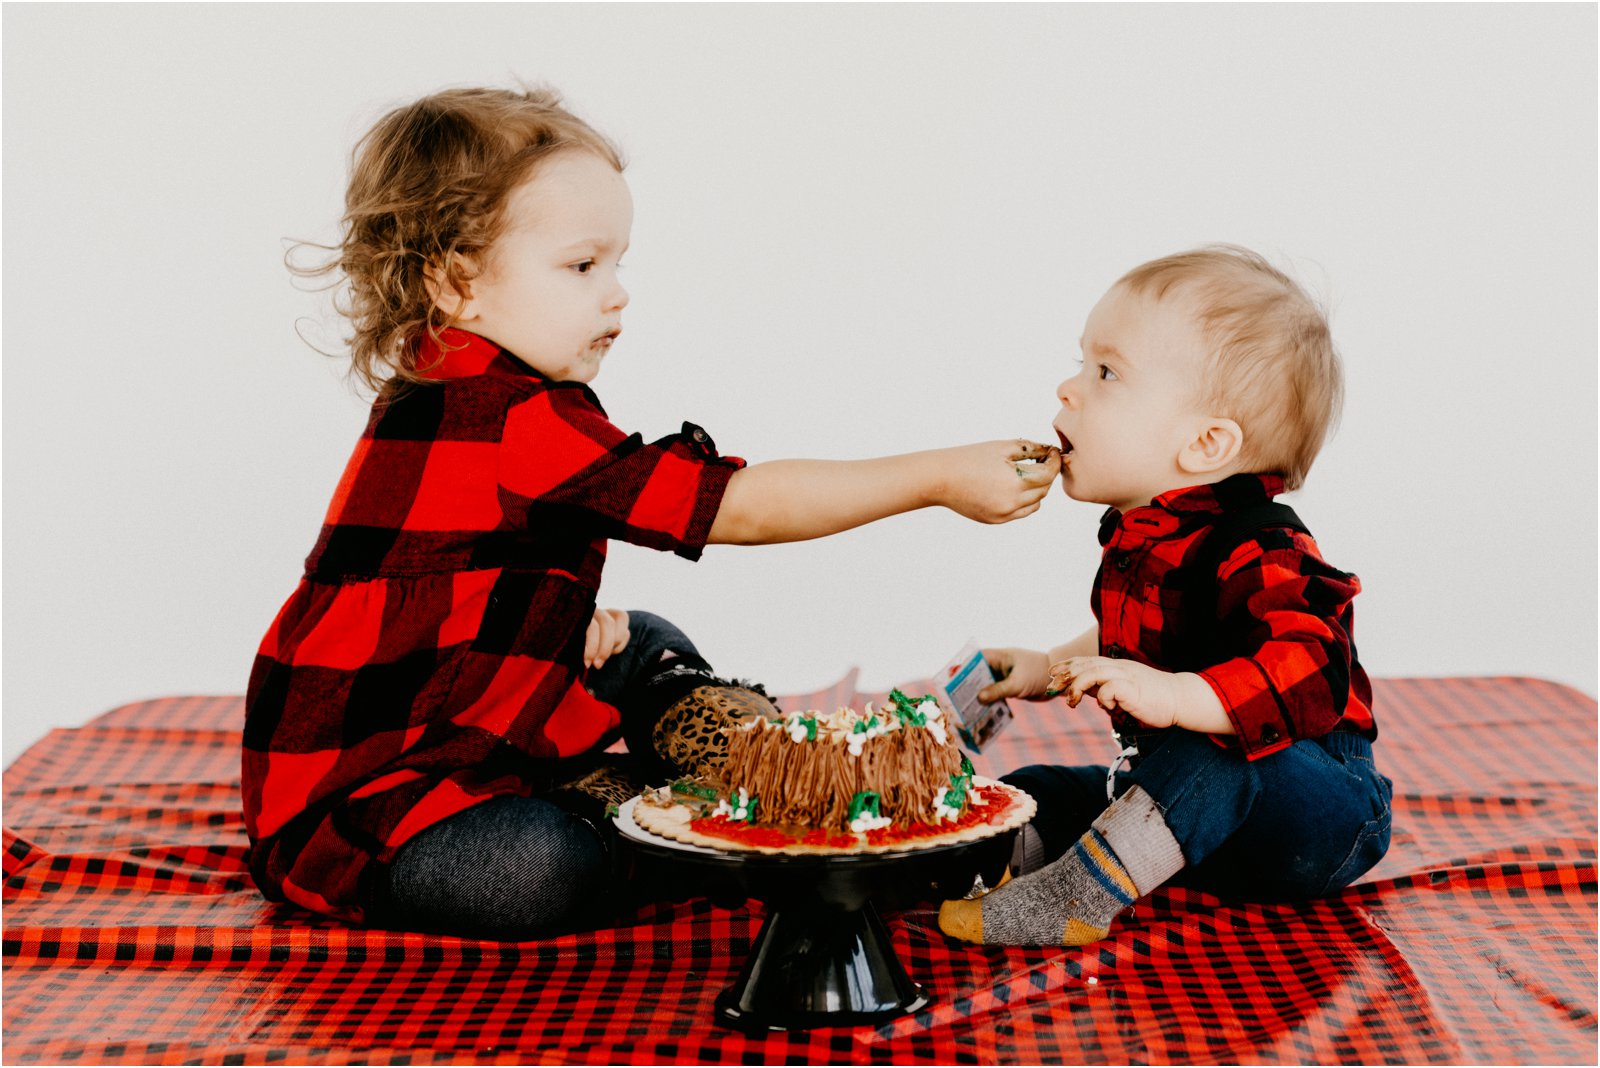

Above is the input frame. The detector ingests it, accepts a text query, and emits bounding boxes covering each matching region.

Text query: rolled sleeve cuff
[1199,658,1294,760]
[675,457,741,561]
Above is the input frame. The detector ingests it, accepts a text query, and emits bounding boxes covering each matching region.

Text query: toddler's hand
[584,607,631,670]
[939,440,1060,524]
[1047,656,1185,729]
[978,647,1056,703]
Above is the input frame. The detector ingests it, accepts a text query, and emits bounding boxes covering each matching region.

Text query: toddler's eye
[572,260,596,274]
[1098,364,1117,381]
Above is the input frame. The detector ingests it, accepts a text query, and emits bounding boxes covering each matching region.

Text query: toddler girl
[242,86,1058,938]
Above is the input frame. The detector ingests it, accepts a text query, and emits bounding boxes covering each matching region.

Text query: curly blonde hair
[1118,246,1342,492]
[295,86,624,394]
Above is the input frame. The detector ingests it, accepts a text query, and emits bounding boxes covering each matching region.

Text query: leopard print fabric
[554,762,643,810]
[653,685,778,777]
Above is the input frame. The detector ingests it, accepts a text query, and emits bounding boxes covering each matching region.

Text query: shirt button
[1113,552,1132,571]
[692,429,708,443]
[1261,725,1281,744]
[1108,644,1124,659]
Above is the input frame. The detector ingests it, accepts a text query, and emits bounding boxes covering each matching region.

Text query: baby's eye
[1098,364,1118,381]
[571,260,596,274]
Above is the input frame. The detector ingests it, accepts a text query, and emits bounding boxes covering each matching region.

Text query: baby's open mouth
[1056,430,1074,457]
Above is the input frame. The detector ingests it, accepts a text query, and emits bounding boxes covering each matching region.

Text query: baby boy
[940,246,1392,946]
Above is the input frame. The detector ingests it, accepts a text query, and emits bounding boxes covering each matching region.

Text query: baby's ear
[423,255,477,319]
[1178,417,1244,476]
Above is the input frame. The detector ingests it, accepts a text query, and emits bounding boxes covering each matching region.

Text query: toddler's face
[1053,283,1213,513]
[456,150,632,383]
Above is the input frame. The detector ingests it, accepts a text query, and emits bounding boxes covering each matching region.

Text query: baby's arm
[1048,658,1232,733]
[977,626,1099,703]
[707,440,1058,545]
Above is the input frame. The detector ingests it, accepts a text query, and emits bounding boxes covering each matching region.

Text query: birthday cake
[630,690,1035,855]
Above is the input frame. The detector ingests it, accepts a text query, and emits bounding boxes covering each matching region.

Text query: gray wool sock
[1092,785,1187,895]
[978,785,1185,946]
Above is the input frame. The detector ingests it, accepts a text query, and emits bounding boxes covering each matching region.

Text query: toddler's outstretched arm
[708,440,1059,545]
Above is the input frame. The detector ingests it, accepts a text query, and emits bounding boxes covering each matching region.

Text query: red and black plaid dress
[242,329,743,922]
[1093,473,1375,759]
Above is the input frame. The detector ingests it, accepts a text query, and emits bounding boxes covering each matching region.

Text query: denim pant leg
[1001,763,1115,864]
[1129,730,1394,902]
[585,610,718,775]
[585,610,707,709]
[378,612,709,938]
[378,794,612,939]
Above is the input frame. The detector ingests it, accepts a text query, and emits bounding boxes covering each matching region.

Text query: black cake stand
[614,797,1015,1033]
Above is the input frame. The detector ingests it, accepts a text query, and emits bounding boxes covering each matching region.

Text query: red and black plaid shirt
[1093,473,1374,759]
[242,329,743,922]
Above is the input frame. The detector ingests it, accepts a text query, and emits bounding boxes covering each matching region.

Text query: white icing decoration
[850,812,893,833]
[715,787,754,821]
[932,787,961,823]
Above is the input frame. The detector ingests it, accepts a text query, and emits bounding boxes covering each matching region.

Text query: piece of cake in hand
[631,690,1035,854]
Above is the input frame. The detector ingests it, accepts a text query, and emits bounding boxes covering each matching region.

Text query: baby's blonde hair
[1118,245,1342,492]
[296,85,624,394]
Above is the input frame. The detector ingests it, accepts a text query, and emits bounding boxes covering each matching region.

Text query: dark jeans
[375,610,705,939]
[1005,729,1393,902]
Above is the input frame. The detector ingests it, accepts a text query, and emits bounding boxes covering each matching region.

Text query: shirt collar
[1098,473,1285,546]
[415,328,542,382]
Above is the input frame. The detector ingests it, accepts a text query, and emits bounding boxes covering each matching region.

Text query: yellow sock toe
[938,897,985,943]
[1061,917,1111,946]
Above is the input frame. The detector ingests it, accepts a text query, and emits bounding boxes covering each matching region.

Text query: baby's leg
[943,731,1235,945]
[1000,763,1118,875]
[943,731,1392,946]
[377,795,612,939]
[1174,732,1392,901]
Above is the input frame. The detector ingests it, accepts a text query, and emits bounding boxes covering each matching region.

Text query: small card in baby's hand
[932,641,1013,753]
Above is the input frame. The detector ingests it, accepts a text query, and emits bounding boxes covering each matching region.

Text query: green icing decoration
[945,770,971,811]
[888,688,929,726]
[851,714,880,735]
[671,779,721,803]
[960,753,975,778]
[742,795,759,823]
[847,791,882,822]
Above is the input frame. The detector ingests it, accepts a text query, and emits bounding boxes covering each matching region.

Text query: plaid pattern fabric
[1093,473,1374,758]
[4,675,1594,1064]
[243,328,743,924]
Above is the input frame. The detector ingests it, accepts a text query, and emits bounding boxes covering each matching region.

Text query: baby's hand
[939,440,1060,524]
[1047,656,1185,729]
[584,607,631,670]
[977,647,1056,703]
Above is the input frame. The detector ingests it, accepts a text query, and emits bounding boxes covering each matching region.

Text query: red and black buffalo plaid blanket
[4,675,1595,1064]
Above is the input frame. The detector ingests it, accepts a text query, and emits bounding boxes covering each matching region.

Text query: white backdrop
[4,4,1595,767]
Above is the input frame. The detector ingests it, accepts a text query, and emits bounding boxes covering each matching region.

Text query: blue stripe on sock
[1072,833,1137,906]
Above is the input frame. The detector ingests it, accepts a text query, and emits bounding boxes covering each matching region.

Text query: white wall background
[4,4,1595,768]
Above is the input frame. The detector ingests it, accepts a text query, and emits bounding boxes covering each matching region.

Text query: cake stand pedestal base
[714,895,932,1031]
[616,798,1015,1033]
